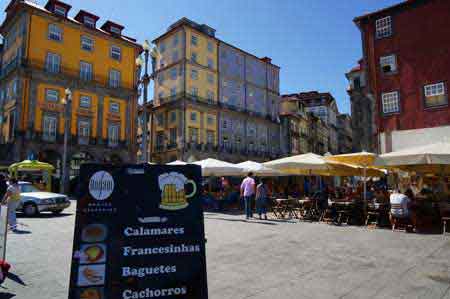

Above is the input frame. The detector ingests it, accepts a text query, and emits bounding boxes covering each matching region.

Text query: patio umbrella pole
[363,166,367,202]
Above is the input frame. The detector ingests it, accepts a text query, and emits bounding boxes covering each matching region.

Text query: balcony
[0,56,20,79]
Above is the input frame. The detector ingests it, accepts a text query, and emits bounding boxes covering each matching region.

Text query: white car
[16,181,71,216]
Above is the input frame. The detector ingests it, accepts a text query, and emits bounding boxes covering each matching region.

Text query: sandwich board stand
[68,163,208,299]
[0,205,8,260]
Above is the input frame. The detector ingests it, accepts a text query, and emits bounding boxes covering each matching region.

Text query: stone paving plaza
[2,201,450,299]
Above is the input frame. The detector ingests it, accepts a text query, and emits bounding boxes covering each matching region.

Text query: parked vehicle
[16,181,71,216]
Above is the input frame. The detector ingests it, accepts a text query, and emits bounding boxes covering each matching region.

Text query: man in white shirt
[390,190,411,218]
[240,172,256,220]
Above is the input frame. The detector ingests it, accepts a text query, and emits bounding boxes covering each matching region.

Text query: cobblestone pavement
[2,202,450,299]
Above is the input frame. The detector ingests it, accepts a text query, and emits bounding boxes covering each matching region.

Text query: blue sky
[4,0,402,113]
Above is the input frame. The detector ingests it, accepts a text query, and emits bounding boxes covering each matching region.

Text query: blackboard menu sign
[68,163,208,299]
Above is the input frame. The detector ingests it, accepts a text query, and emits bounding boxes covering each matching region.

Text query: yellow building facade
[0,0,141,173]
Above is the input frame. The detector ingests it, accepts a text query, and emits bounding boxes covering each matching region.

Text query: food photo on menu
[77,264,106,287]
[77,287,104,299]
[81,224,108,243]
[79,244,107,265]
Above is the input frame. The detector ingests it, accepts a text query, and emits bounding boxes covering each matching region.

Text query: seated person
[390,189,416,229]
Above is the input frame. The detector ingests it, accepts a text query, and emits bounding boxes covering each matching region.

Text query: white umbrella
[192,158,243,177]
[167,160,187,165]
[236,161,284,176]
[374,142,450,174]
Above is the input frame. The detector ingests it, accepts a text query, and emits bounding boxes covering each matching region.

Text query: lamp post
[60,88,72,194]
[136,40,151,163]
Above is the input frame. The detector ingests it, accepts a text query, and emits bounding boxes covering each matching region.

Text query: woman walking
[2,178,21,231]
[256,178,269,220]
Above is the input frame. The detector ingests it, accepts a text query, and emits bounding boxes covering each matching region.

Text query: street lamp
[60,87,72,194]
[137,39,151,163]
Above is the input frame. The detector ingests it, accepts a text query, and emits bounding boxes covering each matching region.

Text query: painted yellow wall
[35,83,66,134]
[203,112,217,145]
[28,13,137,89]
[154,65,184,104]
[185,64,217,103]
[185,27,217,69]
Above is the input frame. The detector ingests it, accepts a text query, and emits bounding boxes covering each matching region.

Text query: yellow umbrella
[326,151,378,201]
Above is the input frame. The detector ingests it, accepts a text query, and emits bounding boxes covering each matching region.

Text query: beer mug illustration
[158,172,197,210]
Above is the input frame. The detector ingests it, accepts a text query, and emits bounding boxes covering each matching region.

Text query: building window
[54,5,66,16]
[45,89,59,102]
[380,54,397,73]
[190,112,197,122]
[45,52,61,73]
[172,51,179,63]
[81,36,94,51]
[110,26,121,35]
[170,111,177,123]
[160,59,165,68]
[108,123,120,147]
[353,77,361,89]
[207,115,214,125]
[207,73,214,84]
[156,131,164,150]
[191,87,198,99]
[80,95,91,108]
[207,41,213,53]
[158,91,164,100]
[382,91,400,114]
[84,16,96,27]
[48,24,62,41]
[191,35,198,46]
[80,61,93,81]
[170,68,177,80]
[158,73,165,85]
[191,69,198,80]
[78,120,90,145]
[191,52,197,63]
[159,42,165,53]
[109,69,121,88]
[173,35,179,46]
[110,45,121,60]
[110,102,120,113]
[170,87,177,98]
[207,91,214,103]
[43,115,57,142]
[424,82,447,108]
[189,127,199,143]
[207,58,213,69]
[156,113,164,126]
[169,128,177,145]
[207,130,214,144]
[222,120,228,129]
[375,16,392,39]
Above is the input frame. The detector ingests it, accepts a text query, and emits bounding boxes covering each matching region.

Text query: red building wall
[358,0,450,135]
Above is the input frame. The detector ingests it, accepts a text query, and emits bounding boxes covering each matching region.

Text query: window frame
[207,73,214,85]
[78,119,90,145]
[45,52,61,73]
[107,123,120,147]
[110,45,122,61]
[48,24,62,42]
[110,101,120,113]
[45,88,59,102]
[42,114,58,142]
[207,58,213,69]
[375,16,392,39]
[381,91,400,115]
[191,69,198,80]
[84,16,96,28]
[80,61,93,81]
[191,87,198,98]
[169,127,177,144]
[81,35,94,52]
[79,95,92,108]
[379,54,397,74]
[190,112,197,122]
[54,5,66,16]
[109,69,121,88]
[423,82,448,109]
[170,68,177,80]
[110,26,121,35]
[191,35,198,46]
[170,111,177,123]
[191,52,197,63]
[207,41,213,53]
[170,87,177,98]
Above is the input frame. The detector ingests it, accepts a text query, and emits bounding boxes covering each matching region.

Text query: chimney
[260,56,272,64]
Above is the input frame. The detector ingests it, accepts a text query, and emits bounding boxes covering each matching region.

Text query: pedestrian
[240,172,255,220]
[0,174,7,200]
[256,178,269,220]
[1,178,21,231]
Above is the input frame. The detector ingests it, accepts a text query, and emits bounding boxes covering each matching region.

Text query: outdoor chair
[269,198,285,219]
[365,202,380,226]
[390,203,414,232]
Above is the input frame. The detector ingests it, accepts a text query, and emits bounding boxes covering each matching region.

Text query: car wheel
[52,209,63,215]
[23,203,39,217]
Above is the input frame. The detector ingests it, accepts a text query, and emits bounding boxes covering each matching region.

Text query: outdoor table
[331,200,355,225]
[275,198,298,219]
